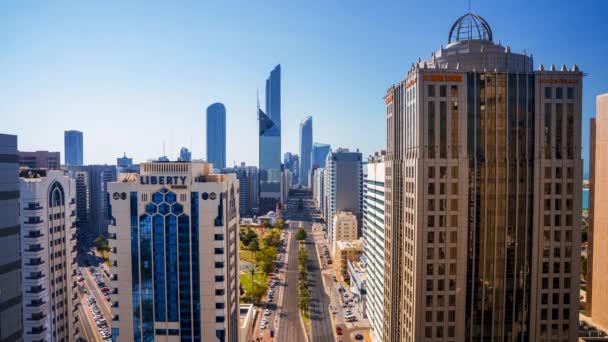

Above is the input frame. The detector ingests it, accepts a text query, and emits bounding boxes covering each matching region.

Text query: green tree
[275,218,285,229]
[295,227,307,241]
[249,238,260,252]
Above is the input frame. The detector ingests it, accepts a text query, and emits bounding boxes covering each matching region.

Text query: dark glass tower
[258,65,282,213]
[64,130,83,166]
[206,103,226,169]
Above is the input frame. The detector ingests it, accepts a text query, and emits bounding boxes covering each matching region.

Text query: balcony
[26,300,46,308]
[27,313,47,321]
[24,217,43,225]
[25,232,43,239]
[25,245,43,252]
[26,286,45,294]
[26,272,44,280]
[24,203,43,211]
[25,259,44,266]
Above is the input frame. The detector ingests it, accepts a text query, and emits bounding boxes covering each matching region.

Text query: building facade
[64,130,83,166]
[20,169,79,342]
[117,153,133,169]
[312,167,325,212]
[0,134,23,341]
[179,147,192,162]
[221,163,259,218]
[70,165,117,236]
[312,143,331,169]
[299,116,313,187]
[331,211,358,256]
[588,94,608,328]
[73,170,90,230]
[335,240,363,282]
[324,148,363,250]
[258,107,281,214]
[109,162,240,342]
[383,13,582,341]
[207,103,226,169]
[362,151,385,342]
[19,151,61,169]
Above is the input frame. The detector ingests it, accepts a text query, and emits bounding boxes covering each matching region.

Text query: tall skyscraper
[109,162,240,341]
[64,130,83,166]
[258,66,282,213]
[312,142,331,168]
[383,13,582,341]
[362,151,385,342]
[265,65,281,129]
[324,148,363,253]
[19,169,80,342]
[179,147,192,162]
[299,116,313,187]
[0,134,23,341]
[588,94,608,327]
[206,103,226,169]
[19,151,61,169]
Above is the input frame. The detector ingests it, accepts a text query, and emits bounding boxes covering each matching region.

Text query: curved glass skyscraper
[299,116,312,186]
[206,103,226,169]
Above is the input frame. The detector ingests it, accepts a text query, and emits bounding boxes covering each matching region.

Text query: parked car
[336,326,343,335]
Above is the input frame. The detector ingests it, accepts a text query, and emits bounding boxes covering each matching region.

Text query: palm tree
[245,263,259,303]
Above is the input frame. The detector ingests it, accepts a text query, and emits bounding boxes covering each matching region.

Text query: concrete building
[20,169,79,341]
[108,162,240,341]
[383,12,582,341]
[347,260,368,318]
[331,211,358,256]
[239,304,254,342]
[19,151,61,169]
[221,163,259,218]
[73,171,90,230]
[335,239,363,282]
[207,103,226,169]
[0,134,23,341]
[312,143,331,169]
[281,168,292,205]
[299,116,313,187]
[588,94,608,328]
[324,148,363,251]
[64,130,83,166]
[312,167,325,212]
[362,151,385,342]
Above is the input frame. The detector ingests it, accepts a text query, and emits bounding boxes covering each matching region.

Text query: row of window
[544,86,575,100]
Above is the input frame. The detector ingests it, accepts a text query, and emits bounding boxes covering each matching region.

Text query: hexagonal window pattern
[152,192,164,204]
[159,188,169,194]
[146,203,157,215]
[202,192,209,200]
[165,192,176,204]
[171,203,183,215]
[159,203,170,216]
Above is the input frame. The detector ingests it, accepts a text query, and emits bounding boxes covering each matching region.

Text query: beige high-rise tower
[588,94,608,327]
[383,13,582,341]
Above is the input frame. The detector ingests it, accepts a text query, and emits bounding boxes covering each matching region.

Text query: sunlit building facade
[383,13,582,342]
[207,103,226,169]
[299,116,312,187]
[109,162,240,342]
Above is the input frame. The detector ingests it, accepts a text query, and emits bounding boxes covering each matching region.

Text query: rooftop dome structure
[448,13,493,44]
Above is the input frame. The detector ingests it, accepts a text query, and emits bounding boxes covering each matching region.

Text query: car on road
[354,333,364,340]
[264,309,271,316]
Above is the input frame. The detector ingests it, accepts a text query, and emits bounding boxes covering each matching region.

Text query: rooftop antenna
[163,141,166,157]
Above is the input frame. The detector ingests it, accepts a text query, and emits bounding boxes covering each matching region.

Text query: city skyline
[4,1,606,175]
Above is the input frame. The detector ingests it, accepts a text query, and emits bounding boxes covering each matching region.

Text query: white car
[264,309,271,316]
[260,323,267,329]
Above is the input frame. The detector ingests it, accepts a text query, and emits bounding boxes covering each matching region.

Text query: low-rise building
[335,239,363,282]
[347,260,368,318]
[239,304,254,342]
[331,211,358,256]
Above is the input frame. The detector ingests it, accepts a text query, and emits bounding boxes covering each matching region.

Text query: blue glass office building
[109,162,240,342]
[206,103,226,169]
[312,143,330,169]
[64,130,83,166]
[299,116,313,187]
[258,65,282,213]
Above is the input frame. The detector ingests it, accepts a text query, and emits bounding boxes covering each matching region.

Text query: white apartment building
[20,169,80,341]
[331,211,358,256]
[362,152,385,342]
[108,162,240,342]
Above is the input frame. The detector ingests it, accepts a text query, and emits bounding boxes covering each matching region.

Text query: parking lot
[79,265,113,341]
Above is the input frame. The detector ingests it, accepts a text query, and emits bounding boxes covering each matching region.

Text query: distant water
[583,189,589,210]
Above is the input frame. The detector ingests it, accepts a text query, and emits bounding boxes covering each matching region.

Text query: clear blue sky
[2,1,606,175]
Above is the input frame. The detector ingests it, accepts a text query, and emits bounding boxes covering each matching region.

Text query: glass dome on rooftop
[448,13,493,44]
